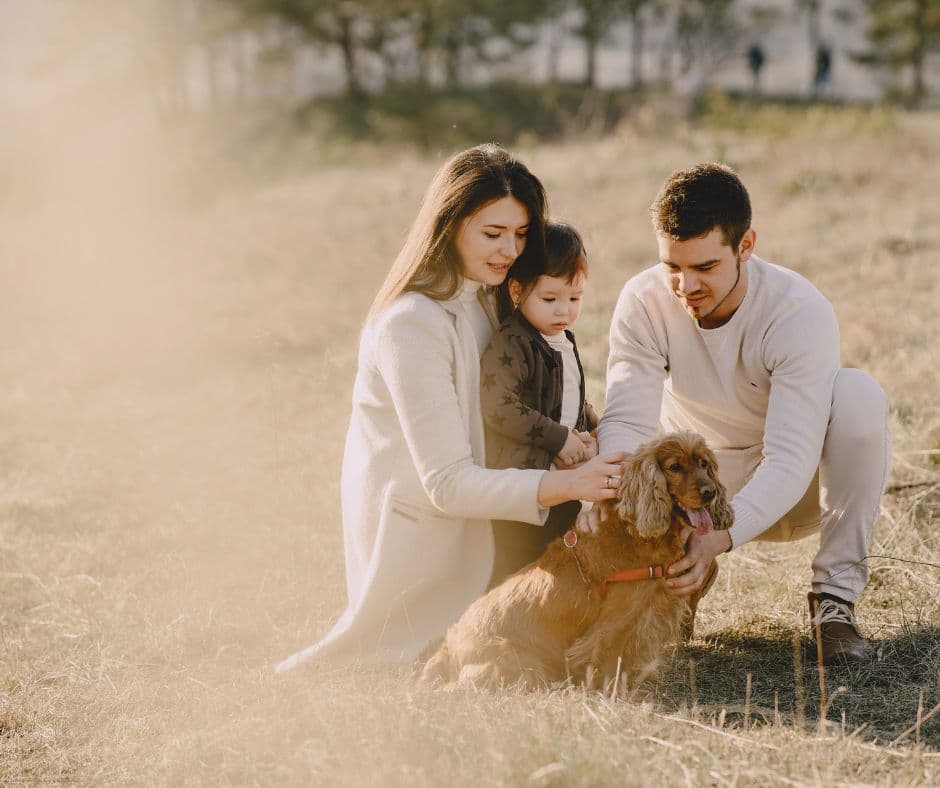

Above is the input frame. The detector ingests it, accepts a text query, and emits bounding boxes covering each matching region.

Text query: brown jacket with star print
[480,309,598,474]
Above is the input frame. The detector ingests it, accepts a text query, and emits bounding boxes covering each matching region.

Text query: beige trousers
[716,369,892,603]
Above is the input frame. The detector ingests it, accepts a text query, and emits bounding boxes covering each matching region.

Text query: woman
[277,144,625,671]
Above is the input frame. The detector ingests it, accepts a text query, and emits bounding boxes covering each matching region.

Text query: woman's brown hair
[367,144,548,324]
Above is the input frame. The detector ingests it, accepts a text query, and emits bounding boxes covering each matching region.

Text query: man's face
[657,227,755,329]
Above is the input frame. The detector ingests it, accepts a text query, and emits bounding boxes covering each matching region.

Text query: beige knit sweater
[598,256,840,547]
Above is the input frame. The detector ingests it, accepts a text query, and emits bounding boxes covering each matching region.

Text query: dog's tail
[419,641,456,686]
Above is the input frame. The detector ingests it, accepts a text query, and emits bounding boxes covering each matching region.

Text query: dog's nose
[700,485,716,502]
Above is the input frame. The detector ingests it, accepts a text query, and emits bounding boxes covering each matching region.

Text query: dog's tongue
[685,508,714,535]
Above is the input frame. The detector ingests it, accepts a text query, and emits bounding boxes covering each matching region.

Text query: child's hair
[497,221,587,319]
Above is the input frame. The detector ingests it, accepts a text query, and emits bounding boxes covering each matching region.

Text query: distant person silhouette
[813,44,832,99]
[747,44,765,95]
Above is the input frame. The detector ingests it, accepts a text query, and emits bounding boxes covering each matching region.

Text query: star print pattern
[480,312,597,472]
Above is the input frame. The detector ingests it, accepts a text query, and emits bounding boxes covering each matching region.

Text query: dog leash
[563,529,666,598]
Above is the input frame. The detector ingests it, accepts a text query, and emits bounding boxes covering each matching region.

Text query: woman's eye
[571,297,581,302]
[484,232,500,239]
[669,463,683,472]
[543,298,556,303]
[516,232,527,239]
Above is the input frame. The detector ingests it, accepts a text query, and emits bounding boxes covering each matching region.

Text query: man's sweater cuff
[727,501,767,549]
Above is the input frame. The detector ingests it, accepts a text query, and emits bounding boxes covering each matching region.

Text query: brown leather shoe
[681,560,718,642]
[808,592,868,666]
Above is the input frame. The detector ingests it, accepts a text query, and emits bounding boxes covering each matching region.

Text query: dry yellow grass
[1,103,939,784]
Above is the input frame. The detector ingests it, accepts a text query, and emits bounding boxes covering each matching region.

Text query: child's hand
[556,429,587,467]
[577,430,598,461]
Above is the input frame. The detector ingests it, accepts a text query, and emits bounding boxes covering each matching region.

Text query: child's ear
[508,279,522,307]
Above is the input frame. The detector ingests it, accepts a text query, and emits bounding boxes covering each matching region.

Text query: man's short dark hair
[650,163,752,250]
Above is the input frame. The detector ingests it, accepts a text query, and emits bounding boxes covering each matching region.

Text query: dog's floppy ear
[616,448,673,539]
[703,447,735,531]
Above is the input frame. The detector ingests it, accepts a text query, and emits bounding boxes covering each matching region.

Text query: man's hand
[665,528,732,596]
[575,501,614,535]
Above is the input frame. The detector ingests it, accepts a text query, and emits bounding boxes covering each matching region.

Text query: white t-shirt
[541,331,581,428]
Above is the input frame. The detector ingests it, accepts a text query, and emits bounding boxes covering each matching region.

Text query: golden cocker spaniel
[421,431,733,690]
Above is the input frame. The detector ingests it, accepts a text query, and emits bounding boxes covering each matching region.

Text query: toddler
[481,221,599,587]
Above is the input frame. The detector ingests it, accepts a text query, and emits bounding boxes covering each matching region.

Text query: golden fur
[420,431,733,690]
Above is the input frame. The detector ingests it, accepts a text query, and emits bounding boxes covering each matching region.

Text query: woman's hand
[536,452,627,508]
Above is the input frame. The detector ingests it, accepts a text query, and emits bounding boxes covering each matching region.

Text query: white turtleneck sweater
[455,277,495,354]
[598,256,840,548]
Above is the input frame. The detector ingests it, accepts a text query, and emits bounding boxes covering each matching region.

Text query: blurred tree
[623,0,657,87]
[47,0,242,113]
[673,0,741,81]
[408,0,542,87]
[855,0,940,106]
[231,0,393,98]
[541,0,571,82]
[570,0,627,87]
[797,0,823,54]
[230,0,542,93]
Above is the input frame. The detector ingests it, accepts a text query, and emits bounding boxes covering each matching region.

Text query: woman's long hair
[366,144,548,324]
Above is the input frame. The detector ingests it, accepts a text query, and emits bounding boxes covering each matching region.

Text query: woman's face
[454,196,530,286]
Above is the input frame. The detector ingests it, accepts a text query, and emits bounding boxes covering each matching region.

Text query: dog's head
[615,431,734,540]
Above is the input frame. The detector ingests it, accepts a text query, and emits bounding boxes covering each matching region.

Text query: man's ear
[737,228,757,263]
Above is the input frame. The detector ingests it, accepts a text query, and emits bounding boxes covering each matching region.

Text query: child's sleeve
[481,331,569,456]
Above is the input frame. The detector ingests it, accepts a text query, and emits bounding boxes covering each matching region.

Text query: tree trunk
[911,0,927,106]
[415,10,433,85]
[676,8,694,76]
[235,31,252,106]
[337,13,362,98]
[629,9,644,87]
[443,27,461,87]
[205,39,219,109]
[584,26,599,87]
[545,18,562,82]
[805,0,821,53]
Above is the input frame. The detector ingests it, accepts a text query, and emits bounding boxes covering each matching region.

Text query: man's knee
[828,368,889,445]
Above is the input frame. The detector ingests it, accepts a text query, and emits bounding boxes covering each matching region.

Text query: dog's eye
[668,463,683,472]
[699,458,709,468]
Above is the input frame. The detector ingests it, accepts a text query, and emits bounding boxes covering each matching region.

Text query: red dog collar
[563,529,666,598]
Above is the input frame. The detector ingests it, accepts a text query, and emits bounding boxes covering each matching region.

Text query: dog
[420,431,733,690]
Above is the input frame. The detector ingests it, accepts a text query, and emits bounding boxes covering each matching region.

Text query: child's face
[512,270,586,336]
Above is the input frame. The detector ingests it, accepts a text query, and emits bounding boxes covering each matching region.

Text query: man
[596,163,891,664]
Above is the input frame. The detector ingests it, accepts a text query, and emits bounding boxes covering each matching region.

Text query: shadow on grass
[652,623,940,747]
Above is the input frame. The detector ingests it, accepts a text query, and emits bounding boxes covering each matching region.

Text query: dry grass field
[1,102,939,784]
